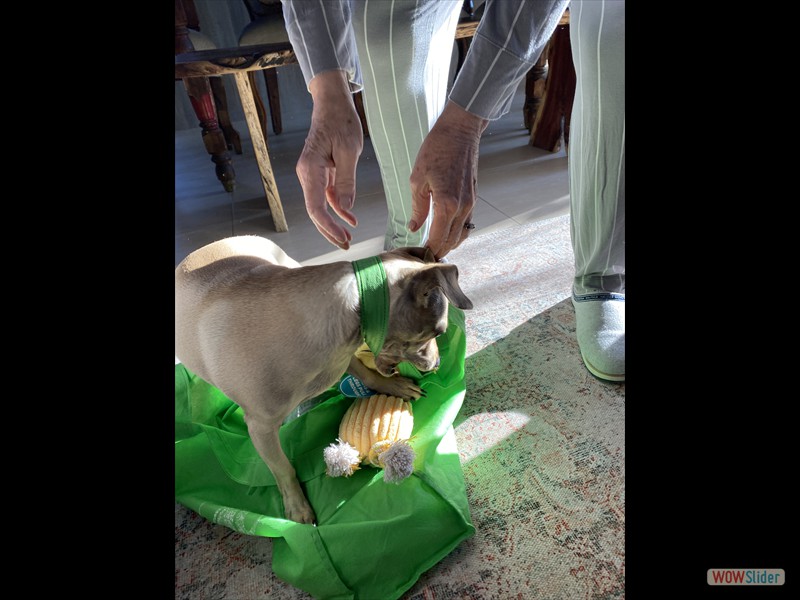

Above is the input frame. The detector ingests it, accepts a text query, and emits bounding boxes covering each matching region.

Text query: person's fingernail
[408,219,418,231]
[342,196,353,210]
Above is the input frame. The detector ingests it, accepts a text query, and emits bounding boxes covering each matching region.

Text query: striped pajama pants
[352,0,625,295]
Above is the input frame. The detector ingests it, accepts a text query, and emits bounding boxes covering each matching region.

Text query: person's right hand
[296,70,364,250]
[409,101,489,260]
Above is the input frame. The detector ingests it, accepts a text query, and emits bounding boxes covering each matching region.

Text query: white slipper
[572,292,625,382]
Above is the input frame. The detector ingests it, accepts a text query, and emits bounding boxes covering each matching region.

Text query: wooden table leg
[233,71,288,232]
[247,71,270,145]
[263,69,283,135]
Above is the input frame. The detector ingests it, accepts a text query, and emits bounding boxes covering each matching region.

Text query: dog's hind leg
[244,414,316,524]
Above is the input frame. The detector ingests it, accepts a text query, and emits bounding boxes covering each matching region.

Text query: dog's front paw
[283,494,316,525]
[371,374,424,400]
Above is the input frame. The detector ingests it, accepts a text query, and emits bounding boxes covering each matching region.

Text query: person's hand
[409,101,489,260]
[296,70,364,250]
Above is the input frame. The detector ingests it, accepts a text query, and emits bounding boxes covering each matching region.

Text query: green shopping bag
[175,307,475,600]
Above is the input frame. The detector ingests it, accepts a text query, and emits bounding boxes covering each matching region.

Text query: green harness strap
[352,256,389,357]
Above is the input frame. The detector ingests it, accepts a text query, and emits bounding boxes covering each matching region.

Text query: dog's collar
[352,256,389,357]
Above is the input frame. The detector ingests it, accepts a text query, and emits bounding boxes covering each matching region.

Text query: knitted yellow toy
[324,393,416,483]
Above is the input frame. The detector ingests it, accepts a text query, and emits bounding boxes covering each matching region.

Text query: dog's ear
[395,247,437,264]
[410,265,474,310]
[434,264,473,309]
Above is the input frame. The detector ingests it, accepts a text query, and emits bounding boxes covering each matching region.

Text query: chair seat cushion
[187,29,217,51]
[239,15,291,46]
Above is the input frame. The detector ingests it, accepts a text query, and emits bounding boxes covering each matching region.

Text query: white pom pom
[379,440,415,483]
[323,438,361,477]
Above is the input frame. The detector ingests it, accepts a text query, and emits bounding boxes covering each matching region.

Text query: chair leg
[529,23,575,153]
[353,91,370,138]
[210,76,242,154]
[523,50,549,132]
[456,38,471,76]
[183,75,236,192]
[262,69,282,135]
[247,71,270,147]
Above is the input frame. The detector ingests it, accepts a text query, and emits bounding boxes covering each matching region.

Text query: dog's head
[374,247,473,377]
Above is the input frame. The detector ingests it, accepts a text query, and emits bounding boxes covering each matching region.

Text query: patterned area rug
[175,214,626,599]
